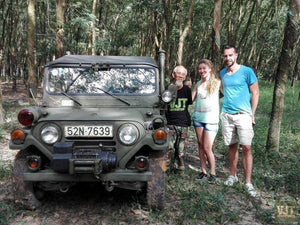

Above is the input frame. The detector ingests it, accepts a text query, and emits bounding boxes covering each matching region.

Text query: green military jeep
[10,51,176,210]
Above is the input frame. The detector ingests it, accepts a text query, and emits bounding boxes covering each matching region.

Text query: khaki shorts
[221,112,254,146]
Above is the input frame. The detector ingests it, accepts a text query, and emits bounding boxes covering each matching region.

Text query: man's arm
[249,81,259,125]
[184,77,192,88]
[191,82,198,102]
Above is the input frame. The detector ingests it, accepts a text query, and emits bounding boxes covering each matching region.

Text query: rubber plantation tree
[27,0,38,105]
[0,51,3,123]
[211,0,222,71]
[0,81,3,124]
[88,0,98,55]
[55,0,65,58]
[291,48,300,89]
[176,0,194,65]
[266,0,300,151]
[162,0,177,73]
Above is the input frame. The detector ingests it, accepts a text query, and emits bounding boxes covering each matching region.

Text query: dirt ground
[0,82,283,225]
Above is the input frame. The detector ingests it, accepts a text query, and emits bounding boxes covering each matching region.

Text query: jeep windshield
[46,66,157,96]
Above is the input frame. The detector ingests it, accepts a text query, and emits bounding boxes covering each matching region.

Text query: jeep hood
[40,108,147,123]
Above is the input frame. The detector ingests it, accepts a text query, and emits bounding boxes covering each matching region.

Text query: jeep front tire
[12,150,42,210]
[147,151,165,210]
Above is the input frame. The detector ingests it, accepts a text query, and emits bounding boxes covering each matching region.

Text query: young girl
[192,59,221,182]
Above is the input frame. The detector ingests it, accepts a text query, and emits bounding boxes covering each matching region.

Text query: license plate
[65,126,113,137]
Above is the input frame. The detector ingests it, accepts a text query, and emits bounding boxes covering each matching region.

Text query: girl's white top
[192,80,220,124]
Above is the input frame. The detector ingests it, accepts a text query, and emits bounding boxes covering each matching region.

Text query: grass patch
[1,100,25,132]
[0,201,14,225]
[148,171,242,224]
[0,165,13,225]
[0,165,12,180]
[181,80,300,224]
[0,127,4,142]
[253,81,300,199]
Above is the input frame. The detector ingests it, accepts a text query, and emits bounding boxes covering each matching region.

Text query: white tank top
[192,81,220,124]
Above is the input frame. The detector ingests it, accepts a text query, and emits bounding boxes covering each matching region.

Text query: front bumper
[23,169,152,182]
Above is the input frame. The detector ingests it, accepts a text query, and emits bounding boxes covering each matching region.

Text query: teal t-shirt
[220,65,258,115]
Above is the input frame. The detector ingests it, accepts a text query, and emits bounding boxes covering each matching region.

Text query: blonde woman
[192,59,221,183]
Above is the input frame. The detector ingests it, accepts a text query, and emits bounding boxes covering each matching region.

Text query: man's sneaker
[245,183,258,197]
[224,175,238,186]
[208,175,216,184]
[195,172,208,181]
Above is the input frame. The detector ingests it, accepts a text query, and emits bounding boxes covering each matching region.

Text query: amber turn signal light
[153,129,167,139]
[11,129,25,144]
[153,129,167,144]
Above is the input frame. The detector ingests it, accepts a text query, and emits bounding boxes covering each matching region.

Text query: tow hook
[104,181,116,192]
[59,183,70,193]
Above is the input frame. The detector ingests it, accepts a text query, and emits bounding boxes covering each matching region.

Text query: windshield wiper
[96,87,130,106]
[65,72,87,93]
[61,92,82,106]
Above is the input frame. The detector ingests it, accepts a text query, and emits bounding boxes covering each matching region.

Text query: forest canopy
[0,0,297,84]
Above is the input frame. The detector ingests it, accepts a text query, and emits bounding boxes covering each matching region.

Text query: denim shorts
[193,120,219,132]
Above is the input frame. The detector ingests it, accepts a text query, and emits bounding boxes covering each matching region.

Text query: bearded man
[220,45,259,197]
[165,65,192,172]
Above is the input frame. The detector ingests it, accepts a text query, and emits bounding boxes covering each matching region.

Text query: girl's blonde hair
[198,59,220,94]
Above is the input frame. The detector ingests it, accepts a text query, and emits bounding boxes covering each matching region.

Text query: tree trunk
[237,1,256,53]
[27,0,37,105]
[266,0,300,151]
[0,82,3,124]
[291,48,300,88]
[176,0,194,65]
[98,0,105,55]
[162,0,172,73]
[89,0,98,55]
[55,0,65,59]
[211,0,222,71]
[0,50,3,124]
[250,1,275,72]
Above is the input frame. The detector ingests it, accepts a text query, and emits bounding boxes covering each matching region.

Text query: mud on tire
[147,151,165,210]
[12,149,42,210]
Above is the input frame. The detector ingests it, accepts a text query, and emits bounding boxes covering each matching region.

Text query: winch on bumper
[52,142,117,177]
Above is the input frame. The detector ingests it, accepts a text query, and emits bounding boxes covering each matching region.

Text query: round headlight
[41,125,60,144]
[118,124,139,145]
[161,90,173,103]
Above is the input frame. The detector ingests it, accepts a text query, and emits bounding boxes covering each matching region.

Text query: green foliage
[0,201,14,225]
[146,171,240,224]
[0,163,12,225]
[0,127,3,142]
[1,101,23,131]
[254,204,274,224]
[0,0,295,83]
[0,165,12,180]
[252,80,300,199]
